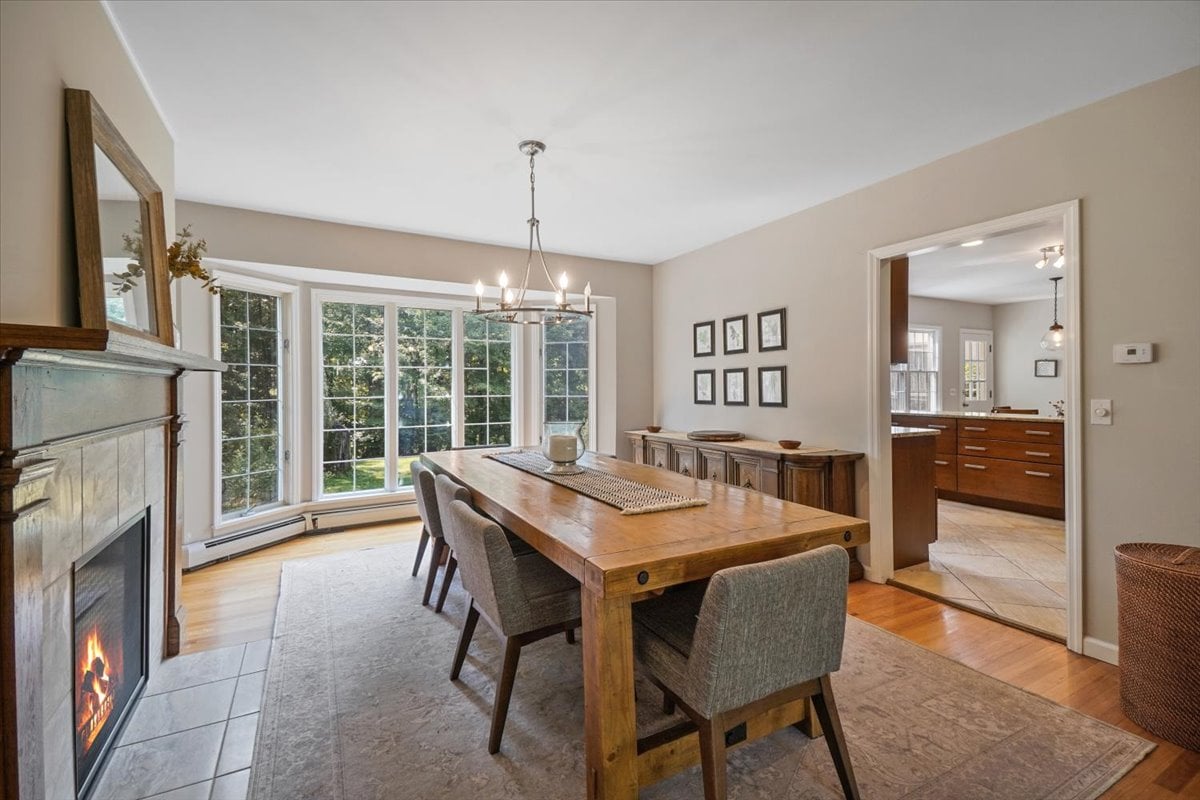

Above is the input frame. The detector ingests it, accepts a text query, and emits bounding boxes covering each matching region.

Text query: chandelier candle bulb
[548,434,577,463]
[499,271,509,289]
[474,280,484,310]
[584,281,591,311]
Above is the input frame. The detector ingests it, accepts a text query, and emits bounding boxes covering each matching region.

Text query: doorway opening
[868,201,1082,649]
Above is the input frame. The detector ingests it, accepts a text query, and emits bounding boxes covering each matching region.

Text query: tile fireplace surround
[1,324,224,800]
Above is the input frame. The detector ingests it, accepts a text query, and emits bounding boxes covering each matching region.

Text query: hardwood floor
[180,522,1198,799]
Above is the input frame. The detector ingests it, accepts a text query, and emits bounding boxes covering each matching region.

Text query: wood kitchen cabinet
[625,430,864,579]
[890,256,909,365]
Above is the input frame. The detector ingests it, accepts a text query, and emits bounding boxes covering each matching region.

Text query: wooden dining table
[421,448,870,800]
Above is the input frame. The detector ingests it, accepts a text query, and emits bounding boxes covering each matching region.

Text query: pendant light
[1040,276,1065,351]
[470,140,593,326]
[1035,245,1064,269]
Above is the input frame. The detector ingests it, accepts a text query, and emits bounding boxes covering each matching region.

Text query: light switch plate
[1090,399,1113,425]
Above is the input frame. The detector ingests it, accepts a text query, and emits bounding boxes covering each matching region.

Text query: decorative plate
[687,430,745,442]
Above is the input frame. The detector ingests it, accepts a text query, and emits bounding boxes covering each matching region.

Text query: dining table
[421,448,870,800]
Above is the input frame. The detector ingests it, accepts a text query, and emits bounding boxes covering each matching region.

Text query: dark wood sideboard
[625,430,864,580]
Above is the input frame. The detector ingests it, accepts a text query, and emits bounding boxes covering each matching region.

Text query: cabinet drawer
[933,454,957,491]
[728,453,763,493]
[698,447,726,483]
[669,444,698,478]
[957,456,1064,509]
[893,414,956,454]
[647,441,669,470]
[957,439,1063,465]
[958,418,1063,444]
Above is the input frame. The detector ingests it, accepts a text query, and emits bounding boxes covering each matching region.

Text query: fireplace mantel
[1,323,223,800]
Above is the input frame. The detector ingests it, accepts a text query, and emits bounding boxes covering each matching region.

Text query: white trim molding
[1083,636,1119,666]
[867,200,1084,653]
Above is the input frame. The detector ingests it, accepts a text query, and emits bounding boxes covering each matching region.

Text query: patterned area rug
[249,543,1152,800]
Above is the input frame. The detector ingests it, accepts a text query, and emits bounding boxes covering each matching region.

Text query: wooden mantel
[1,323,223,800]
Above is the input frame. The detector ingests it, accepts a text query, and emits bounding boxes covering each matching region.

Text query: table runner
[487,450,708,515]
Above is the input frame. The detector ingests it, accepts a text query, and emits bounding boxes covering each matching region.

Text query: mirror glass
[95,145,155,332]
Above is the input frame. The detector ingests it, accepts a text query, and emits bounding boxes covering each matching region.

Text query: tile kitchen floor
[89,640,270,800]
[892,500,1067,639]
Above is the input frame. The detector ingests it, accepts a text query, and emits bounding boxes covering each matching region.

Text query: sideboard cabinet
[625,430,864,580]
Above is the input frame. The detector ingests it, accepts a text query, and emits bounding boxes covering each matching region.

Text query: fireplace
[73,511,149,798]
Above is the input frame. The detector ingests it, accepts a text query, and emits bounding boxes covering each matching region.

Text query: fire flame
[77,627,118,754]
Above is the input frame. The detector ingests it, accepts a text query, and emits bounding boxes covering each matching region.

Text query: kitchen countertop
[894,410,1064,423]
[892,426,940,438]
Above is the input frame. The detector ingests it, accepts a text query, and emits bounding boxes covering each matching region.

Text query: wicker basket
[1115,543,1200,751]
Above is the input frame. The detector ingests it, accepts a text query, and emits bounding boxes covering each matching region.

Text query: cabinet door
[698,447,726,483]
[782,462,831,509]
[727,453,762,492]
[933,454,957,491]
[647,441,669,470]
[627,435,645,465]
[669,444,697,478]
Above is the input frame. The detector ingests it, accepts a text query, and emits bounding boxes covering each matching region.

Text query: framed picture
[758,366,787,407]
[723,314,748,355]
[723,368,748,406]
[694,369,716,404]
[693,320,715,357]
[757,307,787,352]
[1034,359,1059,378]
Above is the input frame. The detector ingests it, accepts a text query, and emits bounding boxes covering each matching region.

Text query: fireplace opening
[73,510,149,798]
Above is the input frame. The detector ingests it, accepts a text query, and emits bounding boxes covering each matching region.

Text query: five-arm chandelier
[470,140,593,326]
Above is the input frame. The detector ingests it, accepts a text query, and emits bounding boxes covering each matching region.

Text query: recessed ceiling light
[961,239,984,247]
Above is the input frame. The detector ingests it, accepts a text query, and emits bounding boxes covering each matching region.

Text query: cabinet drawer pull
[680,466,690,477]
[1025,430,1052,436]
[934,460,949,466]
[928,424,948,429]
[963,445,987,451]
[743,479,753,489]
[963,463,987,470]
[1025,451,1051,458]
[656,462,663,468]
[1024,470,1052,478]
[963,426,987,432]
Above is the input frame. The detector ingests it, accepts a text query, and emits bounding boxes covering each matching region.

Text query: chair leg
[410,528,429,577]
[565,627,575,644]
[488,637,522,755]
[435,552,457,613]
[696,715,728,800]
[451,600,479,680]
[422,538,445,606]
[812,674,860,800]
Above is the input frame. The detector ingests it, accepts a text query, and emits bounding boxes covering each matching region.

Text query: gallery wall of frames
[692,307,787,408]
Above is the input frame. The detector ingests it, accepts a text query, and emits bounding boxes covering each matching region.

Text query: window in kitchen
[890,326,939,413]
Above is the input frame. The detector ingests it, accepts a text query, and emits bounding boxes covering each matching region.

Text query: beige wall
[175,200,653,544]
[0,0,174,326]
[994,298,1066,414]
[654,67,1200,648]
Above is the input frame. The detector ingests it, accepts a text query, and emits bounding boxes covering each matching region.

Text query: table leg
[582,587,638,800]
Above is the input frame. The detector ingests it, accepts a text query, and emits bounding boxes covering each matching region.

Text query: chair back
[442,499,530,635]
[411,461,444,541]
[433,473,472,549]
[685,545,849,716]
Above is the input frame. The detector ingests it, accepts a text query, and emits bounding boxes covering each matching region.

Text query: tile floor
[89,639,270,800]
[892,500,1067,639]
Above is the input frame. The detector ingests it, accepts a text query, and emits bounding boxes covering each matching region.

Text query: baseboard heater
[203,515,308,548]
[309,500,416,531]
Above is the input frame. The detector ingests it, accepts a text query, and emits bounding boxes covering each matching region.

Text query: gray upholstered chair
[410,461,452,608]
[632,545,859,800]
[440,494,582,754]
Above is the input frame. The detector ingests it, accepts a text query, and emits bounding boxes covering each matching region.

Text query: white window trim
[210,273,300,532]
[533,317,598,450]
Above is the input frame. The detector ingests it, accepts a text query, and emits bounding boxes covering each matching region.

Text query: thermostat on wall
[1113,343,1154,364]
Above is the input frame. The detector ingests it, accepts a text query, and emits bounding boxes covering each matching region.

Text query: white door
[960,329,993,411]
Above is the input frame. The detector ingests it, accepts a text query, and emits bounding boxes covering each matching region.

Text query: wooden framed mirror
[65,88,174,346]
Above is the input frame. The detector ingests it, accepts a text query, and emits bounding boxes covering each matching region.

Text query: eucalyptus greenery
[117,222,220,295]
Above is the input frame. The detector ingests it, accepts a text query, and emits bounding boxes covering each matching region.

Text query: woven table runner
[487,451,708,515]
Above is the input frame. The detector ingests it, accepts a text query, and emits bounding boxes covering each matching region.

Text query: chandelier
[470,140,592,326]
[1035,245,1065,269]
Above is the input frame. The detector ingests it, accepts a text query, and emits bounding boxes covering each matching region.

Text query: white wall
[174,201,653,546]
[994,298,1066,414]
[907,296,994,412]
[653,68,1200,648]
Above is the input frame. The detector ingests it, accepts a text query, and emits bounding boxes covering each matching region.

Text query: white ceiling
[908,221,1066,305]
[106,1,1200,265]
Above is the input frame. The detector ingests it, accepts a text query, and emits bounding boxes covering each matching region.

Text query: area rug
[249,543,1152,800]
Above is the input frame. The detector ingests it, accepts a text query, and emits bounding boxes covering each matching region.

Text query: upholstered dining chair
[410,461,452,608]
[439,493,582,754]
[632,545,860,800]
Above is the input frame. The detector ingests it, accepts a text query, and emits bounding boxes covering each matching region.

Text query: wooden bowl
[777,439,802,449]
[646,425,662,433]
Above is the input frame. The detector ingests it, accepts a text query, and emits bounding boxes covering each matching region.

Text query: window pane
[542,318,590,436]
[219,289,283,517]
[395,306,456,487]
[462,317,514,447]
[890,327,940,413]
[321,301,387,495]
